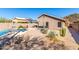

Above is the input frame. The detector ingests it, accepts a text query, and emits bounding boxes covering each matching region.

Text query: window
[46,22,49,28]
[58,22,62,27]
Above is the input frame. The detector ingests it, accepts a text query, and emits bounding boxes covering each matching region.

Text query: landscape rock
[0,28,72,50]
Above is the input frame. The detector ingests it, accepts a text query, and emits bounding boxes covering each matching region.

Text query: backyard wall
[0,23,28,31]
[0,23,12,31]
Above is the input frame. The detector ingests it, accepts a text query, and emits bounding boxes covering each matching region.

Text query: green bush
[41,29,48,34]
[60,28,66,37]
[17,22,28,23]
[46,30,60,44]
[47,30,56,40]
[18,26,25,29]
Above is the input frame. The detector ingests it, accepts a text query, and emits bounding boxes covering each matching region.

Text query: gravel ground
[59,28,79,50]
[0,28,78,50]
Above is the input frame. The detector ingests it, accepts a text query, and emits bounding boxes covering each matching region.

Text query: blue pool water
[0,29,10,36]
[18,28,26,32]
[0,29,26,36]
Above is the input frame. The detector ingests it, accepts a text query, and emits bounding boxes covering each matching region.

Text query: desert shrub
[17,25,25,29]
[46,30,60,44]
[41,29,48,34]
[47,30,58,41]
[60,28,66,37]
[47,31,55,40]
[18,22,28,23]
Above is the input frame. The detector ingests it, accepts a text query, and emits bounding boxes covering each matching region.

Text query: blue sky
[0,8,79,20]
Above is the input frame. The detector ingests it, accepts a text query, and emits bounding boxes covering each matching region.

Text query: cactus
[60,28,66,37]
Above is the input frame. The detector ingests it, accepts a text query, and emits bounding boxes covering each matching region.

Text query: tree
[0,17,12,23]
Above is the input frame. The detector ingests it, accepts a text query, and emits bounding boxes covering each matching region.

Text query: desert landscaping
[0,13,79,50]
[0,27,79,50]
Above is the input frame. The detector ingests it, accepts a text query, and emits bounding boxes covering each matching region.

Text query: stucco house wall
[37,14,65,30]
[12,17,31,28]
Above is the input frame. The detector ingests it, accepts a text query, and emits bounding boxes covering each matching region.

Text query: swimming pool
[0,29,10,36]
[0,28,26,36]
[17,28,26,32]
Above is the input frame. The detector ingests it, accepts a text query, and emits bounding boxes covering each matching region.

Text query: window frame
[58,22,62,27]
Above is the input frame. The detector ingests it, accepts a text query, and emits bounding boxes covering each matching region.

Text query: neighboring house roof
[13,17,32,22]
[38,14,65,22]
[14,17,26,19]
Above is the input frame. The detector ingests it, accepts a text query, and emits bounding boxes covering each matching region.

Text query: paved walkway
[68,28,79,44]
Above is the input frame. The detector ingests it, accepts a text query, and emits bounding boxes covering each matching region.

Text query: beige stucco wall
[12,23,28,28]
[37,16,65,30]
[12,19,29,29]
[0,23,12,31]
[0,23,28,31]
